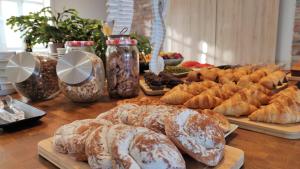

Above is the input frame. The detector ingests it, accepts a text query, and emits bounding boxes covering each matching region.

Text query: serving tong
[0,96,25,123]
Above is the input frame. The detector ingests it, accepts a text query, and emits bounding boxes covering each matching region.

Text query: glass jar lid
[56,51,94,85]
[106,35,137,45]
[65,41,95,47]
[6,52,37,83]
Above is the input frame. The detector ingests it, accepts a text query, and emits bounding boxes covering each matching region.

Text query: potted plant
[6,7,77,53]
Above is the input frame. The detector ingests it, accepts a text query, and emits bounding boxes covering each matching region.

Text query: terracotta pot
[49,43,64,54]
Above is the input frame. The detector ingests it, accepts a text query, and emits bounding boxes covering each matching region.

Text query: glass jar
[57,51,105,102]
[6,52,60,101]
[106,35,139,98]
[65,41,95,54]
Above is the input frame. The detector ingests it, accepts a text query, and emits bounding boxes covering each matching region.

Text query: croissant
[246,83,272,95]
[237,75,252,87]
[198,68,219,81]
[213,99,257,117]
[249,69,267,83]
[259,71,286,89]
[237,88,270,106]
[222,83,241,93]
[271,86,300,103]
[249,101,300,124]
[160,90,193,105]
[199,80,219,88]
[186,82,208,95]
[184,93,222,109]
[186,71,201,82]
[203,86,234,100]
[219,73,235,84]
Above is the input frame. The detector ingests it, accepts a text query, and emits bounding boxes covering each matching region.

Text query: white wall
[51,0,107,20]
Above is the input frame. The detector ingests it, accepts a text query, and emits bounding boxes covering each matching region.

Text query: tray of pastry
[38,138,244,169]
[215,86,300,139]
[39,104,244,169]
[0,96,46,129]
[227,117,300,139]
[140,72,184,96]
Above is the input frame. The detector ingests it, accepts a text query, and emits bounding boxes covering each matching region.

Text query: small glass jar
[106,35,139,98]
[57,51,105,102]
[6,52,60,101]
[65,41,95,54]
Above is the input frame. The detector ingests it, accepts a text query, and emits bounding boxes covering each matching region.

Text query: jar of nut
[106,35,140,98]
[56,51,105,103]
[6,52,60,101]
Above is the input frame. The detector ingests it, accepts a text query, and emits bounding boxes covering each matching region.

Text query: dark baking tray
[0,99,46,129]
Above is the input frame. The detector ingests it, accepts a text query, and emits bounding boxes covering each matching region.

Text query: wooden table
[0,93,300,169]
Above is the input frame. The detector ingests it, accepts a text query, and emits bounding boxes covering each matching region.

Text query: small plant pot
[49,43,64,54]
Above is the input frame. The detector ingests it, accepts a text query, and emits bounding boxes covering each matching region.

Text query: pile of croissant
[161,74,300,124]
[186,64,287,90]
[53,104,228,169]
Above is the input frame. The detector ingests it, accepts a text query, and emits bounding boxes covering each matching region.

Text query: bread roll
[86,124,186,169]
[53,119,112,161]
[165,109,225,166]
[201,109,231,133]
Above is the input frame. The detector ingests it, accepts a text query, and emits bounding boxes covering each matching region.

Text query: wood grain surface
[38,138,244,169]
[0,93,300,169]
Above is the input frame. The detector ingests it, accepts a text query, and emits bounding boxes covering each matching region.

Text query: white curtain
[0,0,50,52]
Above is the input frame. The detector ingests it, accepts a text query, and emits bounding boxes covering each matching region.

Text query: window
[0,0,50,52]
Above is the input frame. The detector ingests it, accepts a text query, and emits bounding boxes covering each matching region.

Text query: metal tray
[0,99,46,129]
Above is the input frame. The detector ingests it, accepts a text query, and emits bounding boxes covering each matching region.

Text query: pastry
[186,71,201,82]
[271,86,300,103]
[186,82,208,95]
[249,69,267,83]
[202,86,233,100]
[249,100,300,124]
[201,109,231,133]
[165,109,225,166]
[237,75,252,87]
[213,99,257,117]
[184,93,222,109]
[160,90,193,105]
[231,89,270,107]
[259,71,286,89]
[53,119,112,161]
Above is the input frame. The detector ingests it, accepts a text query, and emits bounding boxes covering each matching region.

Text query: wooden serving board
[38,138,244,169]
[139,79,170,96]
[228,117,300,139]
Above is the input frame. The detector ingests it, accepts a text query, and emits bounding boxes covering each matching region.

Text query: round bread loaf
[165,109,225,166]
[85,124,186,169]
[53,119,112,161]
[201,109,231,133]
